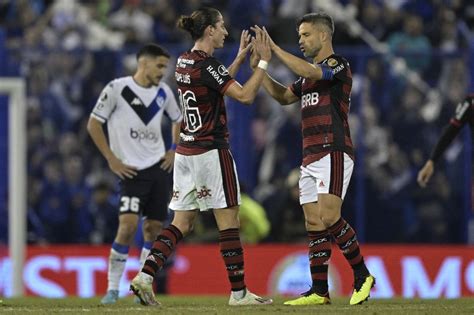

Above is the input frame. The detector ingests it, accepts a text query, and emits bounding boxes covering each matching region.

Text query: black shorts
[118,161,171,221]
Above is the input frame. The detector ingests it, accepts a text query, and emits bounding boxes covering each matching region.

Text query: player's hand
[235,30,252,62]
[417,160,434,188]
[160,149,175,173]
[107,155,137,179]
[262,26,277,51]
[251,25,271,62]
[249,42,259,70]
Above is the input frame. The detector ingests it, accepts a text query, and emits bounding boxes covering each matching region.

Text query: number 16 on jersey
[178,88,202,132]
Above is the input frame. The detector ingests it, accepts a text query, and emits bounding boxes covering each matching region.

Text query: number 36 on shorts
[120,196,140,212]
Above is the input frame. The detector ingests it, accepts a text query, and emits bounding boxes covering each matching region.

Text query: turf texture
[1,296,474,314]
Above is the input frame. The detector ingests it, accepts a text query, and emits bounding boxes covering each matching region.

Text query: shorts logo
[172,190,179,200]
[197,186,212,199]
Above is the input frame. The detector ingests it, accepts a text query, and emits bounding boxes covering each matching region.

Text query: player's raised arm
[417,95,473,187]
[224,27,271,105]
[249,44,299,105]
[253,26,332,81]
[226,30,252,78]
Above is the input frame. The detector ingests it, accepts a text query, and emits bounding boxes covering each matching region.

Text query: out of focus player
[130,7,273,307]
[87,44,182,304]
[418,95,473,187]
[250,13,374,305]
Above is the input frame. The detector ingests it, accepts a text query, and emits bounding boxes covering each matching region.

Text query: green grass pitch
[1,296,474,314]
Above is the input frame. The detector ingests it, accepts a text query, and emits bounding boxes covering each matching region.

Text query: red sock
[142,225,183,277]
[327,217,369,277]
[219,228,245,291]
[308,230,331,295]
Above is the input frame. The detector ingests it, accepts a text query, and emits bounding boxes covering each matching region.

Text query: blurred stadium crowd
[0,0,473,245]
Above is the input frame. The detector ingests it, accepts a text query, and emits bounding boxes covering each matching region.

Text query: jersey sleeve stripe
[91,112,107,123]
[221,78,236,94]
[170,112,183,123]
[289,85,299,97]
[449,118,462,127]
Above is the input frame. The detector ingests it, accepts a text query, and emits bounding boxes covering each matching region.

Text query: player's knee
[143,220,163,239]
[318,201,341,228]
[305,216,322,228]
[117,223,138,241]
[320,213,340,228]
[176,222,194,236]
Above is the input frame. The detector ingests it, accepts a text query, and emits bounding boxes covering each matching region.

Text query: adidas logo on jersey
[131,97,143,106]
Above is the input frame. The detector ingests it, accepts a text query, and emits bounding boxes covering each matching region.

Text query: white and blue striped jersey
[91,76,182,170]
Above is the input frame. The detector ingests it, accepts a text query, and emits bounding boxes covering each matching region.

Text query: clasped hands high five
[234,26,275,68]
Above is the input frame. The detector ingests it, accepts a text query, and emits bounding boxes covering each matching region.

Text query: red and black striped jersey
[290,54,354,166]
[450,95,473,130]
[430,95,474,162]
[174,50,235,155]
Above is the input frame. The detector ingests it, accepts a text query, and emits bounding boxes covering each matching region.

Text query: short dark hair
[136,43,170,60]
[296,12,334,35]
[177,7,221,40]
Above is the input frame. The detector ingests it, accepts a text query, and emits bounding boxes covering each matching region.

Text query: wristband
[257,60,268,71]
[170,143,177,150]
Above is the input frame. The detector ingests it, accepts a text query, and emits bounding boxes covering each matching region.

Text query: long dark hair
[177,7,221,40]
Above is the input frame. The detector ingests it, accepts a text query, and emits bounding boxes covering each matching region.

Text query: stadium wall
[0,244,473,298]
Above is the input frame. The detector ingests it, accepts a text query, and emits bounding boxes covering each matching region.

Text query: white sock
[139,247,151,267]
[107,248,128,291]
[232,288,246,300]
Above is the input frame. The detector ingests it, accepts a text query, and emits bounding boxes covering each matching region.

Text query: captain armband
[320,65,334,80]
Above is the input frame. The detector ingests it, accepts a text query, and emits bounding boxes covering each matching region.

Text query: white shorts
[169,149,241,211]
[299,151,354,205]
